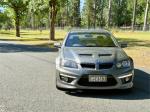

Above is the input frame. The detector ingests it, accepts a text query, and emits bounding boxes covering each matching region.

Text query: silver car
[55,29,134,92]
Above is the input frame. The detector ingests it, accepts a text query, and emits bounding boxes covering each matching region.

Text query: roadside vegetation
[0,0,150,40]
[0,30,150,47]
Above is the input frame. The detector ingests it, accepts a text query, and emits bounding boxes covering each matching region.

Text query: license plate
[89,75,107,82]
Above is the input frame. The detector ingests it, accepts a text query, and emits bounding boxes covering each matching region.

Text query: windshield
[65,33,117,47]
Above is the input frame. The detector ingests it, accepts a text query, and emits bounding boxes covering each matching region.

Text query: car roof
[69,29,110,34]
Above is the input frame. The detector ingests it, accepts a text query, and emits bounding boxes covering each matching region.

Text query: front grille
[81,63,95,69]
[99,63,113,69]
[78,75,117,87]
[80,63,113,69]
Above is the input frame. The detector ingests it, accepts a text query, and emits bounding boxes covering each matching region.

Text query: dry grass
[114,31,150,69]
[0,30,67,47]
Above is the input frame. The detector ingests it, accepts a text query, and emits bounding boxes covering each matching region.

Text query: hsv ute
[55,29,134,92]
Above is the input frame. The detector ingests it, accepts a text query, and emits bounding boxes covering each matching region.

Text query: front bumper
[56,67,134,91]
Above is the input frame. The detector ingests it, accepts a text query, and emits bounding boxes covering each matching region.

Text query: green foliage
[0,0,149,31]
[111,0,129,26]
[0,8,14,29]
[136,0,147,24]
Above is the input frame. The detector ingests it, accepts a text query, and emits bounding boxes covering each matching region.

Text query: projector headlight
[60,59,78,69]
[116,60,131,68]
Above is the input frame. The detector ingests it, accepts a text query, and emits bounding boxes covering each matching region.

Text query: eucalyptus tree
[28,0,49,30]
[1,0,29,37]
[56,0,71,27]
[96,0,106,27]
[82,0,94,28]
[111,0,128,26]
[0,8,13,29]
[143,0,149,31]
[49,0,59,40]
[82,0,106,28]
[28,0,37,29]
[49,0,68,40]
[71,0,81,27]
[132,0,137,31]
[107,0,112,27]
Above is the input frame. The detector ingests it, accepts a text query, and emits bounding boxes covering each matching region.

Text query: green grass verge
[0,30,150,48]
[0,30,67,47]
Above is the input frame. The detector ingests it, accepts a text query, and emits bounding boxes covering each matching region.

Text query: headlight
[116,60,131,68]
[60,59,78,69]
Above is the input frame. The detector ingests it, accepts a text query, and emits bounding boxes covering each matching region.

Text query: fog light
[121,76,132,84]
[60,76,69,82]
[59,74,75,83]
[125,77,130,82]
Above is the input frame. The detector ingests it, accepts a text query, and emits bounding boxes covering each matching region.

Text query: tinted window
[65,33,116,47]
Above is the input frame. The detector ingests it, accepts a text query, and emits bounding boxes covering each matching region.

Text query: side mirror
[119,42,128,48]
[54,42,62,48]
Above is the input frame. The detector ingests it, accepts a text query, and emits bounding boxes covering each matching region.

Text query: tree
[49,0,58,40]
[82,0,107,28]
[0,0,149,32]
[98,0,106,27]
[72,0,81,27]
[1,0,29,37]
[49,0,68,40]
[55,0,69,28]
[143,0,149,31]
[82,0,94,28]
[27,0,49,30]
[107,0,112,27]
[0,8,13,29]
[28,0,37,29]
[132,0,137,31]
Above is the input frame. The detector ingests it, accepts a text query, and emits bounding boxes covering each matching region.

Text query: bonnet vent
[99,54,112,57]
[79,54,93,56]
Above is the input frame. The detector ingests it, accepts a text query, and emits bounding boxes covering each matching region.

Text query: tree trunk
[88,15,90,29]
[93,0,96,29]
[31,11,35,30]
[50,13,55,40]
[49,11,54,40]
[100,0,104,27]
[49,0,57,40]
[15,10,20,37]
[143,0,149,31]
[107,0,112,27]
[132,0,137,31]
[66,0,69,26]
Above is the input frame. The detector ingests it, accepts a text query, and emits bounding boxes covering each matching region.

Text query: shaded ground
[117,38,150,48]
[0,41,58,53]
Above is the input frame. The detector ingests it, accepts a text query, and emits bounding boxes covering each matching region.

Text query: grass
[113,31,150,68]
[0,30,67,47]
[0,29,150,69]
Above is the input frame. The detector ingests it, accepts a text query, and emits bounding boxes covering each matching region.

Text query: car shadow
[0,42,58,53]
[66,69,150,100]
